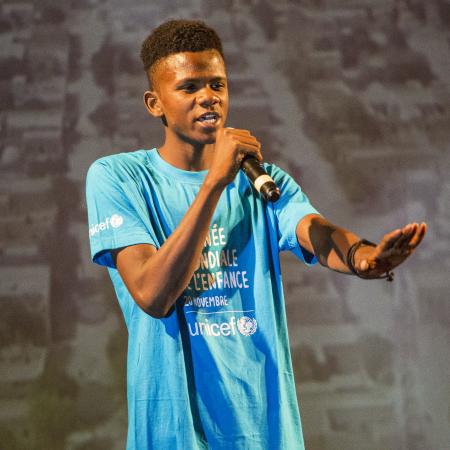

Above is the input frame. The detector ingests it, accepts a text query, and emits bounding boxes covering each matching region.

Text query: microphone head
[260,183,280,202]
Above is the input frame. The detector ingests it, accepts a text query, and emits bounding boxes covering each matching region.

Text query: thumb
[359,259,369,272]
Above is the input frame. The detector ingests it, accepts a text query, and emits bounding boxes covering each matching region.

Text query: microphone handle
[241,156,280,202]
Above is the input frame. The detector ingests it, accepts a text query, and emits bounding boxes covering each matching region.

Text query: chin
[194,131,217,145]
[202,136,217,145]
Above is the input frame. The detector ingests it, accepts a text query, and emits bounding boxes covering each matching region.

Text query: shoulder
[88,149,150,173]
[264,163,283,178]
[87,149,151,183]
[263,163,302,189]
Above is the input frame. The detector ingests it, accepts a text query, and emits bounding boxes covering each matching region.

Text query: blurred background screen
[0,1,449,449]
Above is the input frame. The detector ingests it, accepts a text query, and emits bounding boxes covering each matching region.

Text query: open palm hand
[356,222,427,279]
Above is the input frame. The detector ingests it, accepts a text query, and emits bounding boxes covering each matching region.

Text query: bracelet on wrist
[346,239,394,282]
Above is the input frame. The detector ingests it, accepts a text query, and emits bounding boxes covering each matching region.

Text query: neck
[157,134,215,171]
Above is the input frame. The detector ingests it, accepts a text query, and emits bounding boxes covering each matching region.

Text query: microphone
[241,156,280,202]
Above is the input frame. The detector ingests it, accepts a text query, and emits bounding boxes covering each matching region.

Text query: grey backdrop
[1,1,449,449]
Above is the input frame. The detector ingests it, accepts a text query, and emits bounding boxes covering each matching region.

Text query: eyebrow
[176,76,227,85]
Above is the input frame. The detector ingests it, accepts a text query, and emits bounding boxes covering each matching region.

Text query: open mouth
[196,112,220,125]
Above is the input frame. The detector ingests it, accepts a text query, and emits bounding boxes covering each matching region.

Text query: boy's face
[145,49,228,146]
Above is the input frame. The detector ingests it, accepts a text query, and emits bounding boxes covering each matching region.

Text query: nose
[197,87,220,107]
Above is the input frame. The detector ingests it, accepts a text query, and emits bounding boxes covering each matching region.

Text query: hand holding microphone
[207,127,280,202]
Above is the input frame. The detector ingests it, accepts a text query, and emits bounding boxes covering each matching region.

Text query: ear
[143,90,164,118]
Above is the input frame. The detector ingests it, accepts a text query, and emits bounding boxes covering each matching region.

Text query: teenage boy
[86,20,426,450]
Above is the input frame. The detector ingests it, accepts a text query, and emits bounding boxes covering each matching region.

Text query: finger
[398,222,426,251]
[237,143,263,162]
[394,223,418,249]
[234,137,263,161]
[379,228,403,251]
[358,259,369,272]
[234,134,261,147]
[226,129,260,146]
[387,223,415,251]
[237,140,262,155]
[408,222,427,249]
[398,224,420,250]
[224,127,251,136]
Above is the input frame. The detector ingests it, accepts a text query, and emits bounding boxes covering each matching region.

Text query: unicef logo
[237,316,257,336]
[89,214,124,236]
[110,214,124,228]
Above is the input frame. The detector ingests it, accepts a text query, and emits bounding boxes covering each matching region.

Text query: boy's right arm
[113,128,261,318]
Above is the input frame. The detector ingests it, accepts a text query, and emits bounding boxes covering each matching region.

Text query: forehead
[153,49,227,84]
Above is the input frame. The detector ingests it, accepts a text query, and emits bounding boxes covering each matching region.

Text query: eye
[211,82,225,91]
[182,83,197,93]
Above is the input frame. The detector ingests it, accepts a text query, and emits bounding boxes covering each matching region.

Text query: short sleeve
[85,158,159,268]
[267,164,321,265]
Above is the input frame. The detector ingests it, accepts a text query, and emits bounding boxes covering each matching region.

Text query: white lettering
[208,251,218,269]
[211,224,219,246]
[242,271,249,288]
[89,214,124,237]
[232,249,238,266]
[218,227,226,245]
[188,322,199,336]
[210,323,220,336]
[183,294,229,308]
[215,271,223,289]
[220,322,231,336]
[187,270,250,293]
[187,315,254,337]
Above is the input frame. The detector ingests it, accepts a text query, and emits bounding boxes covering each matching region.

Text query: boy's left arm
[296,214,427,279]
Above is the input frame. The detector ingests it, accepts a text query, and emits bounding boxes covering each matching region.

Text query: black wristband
[346,239,394,282]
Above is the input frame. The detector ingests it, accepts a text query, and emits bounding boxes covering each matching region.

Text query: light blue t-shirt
[86,149,321,450]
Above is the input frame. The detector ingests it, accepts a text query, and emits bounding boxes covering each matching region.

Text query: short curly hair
[140,19,224,87]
